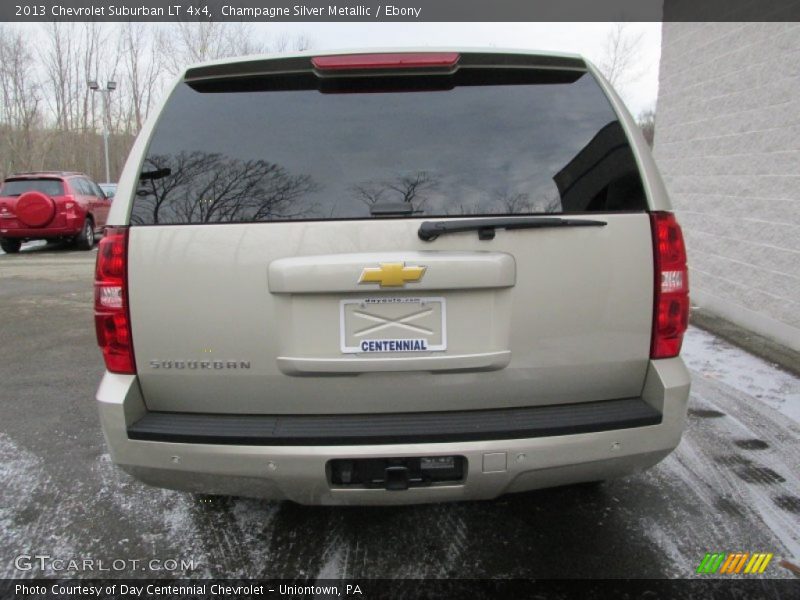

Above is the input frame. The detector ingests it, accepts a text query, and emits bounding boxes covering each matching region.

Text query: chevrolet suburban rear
[94,49,691,505]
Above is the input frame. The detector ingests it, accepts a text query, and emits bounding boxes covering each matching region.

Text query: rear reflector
[312,53,460,71]
[650,212,689,359]
[94,227,136,374]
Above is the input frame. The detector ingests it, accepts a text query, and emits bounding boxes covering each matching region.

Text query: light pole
[88,80,116,183]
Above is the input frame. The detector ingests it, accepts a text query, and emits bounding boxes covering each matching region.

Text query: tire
[0,239,22,254]
[75,217,95,250]
[16,191,55,227]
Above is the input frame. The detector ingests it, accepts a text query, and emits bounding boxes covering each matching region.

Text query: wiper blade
[418,216,607,241]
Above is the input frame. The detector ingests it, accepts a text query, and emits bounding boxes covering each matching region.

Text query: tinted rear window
[132,68,646,225]
[1,179,64,197]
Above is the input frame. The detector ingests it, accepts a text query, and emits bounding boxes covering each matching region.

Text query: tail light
[650,212,689,359]
[312,53,460,71]
[94,227,136,374]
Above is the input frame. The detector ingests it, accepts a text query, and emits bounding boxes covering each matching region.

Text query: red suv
[0,171,111,253]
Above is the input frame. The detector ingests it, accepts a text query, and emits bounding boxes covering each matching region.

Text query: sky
[268,22,663,116]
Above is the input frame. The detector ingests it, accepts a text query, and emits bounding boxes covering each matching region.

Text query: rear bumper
[96,358,690,505]
[128,397,662,445]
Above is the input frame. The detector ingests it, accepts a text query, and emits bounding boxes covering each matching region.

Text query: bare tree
[0,23,315,182]
[597,23,646,92]
[158,23,268,76]
[38,23,124,175]
[133,152,318,224]
[0,25,43,173]
[449,200,482,215]
[496,191,532,213]
[273,32,313,53]
[449,189,560,216]
[387,172,435,206]
[159,23,314,76]
[40,23,75,132]
[81,22,113,132]
[353,182,386,208]
[354,172,436,212]
[119,22,164,134]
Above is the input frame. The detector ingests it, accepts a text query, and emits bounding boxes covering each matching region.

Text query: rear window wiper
[418,216,607,241]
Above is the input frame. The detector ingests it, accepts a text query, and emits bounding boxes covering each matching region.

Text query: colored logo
[359,262,426,287]
[696,552,773,574]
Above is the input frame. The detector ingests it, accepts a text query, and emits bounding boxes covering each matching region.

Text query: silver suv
[94,49,691,504]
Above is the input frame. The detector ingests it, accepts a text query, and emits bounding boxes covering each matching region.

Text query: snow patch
[682,326,800,423]
[92,453,213,577]
[0,433,80,577]
[315,545,346,579]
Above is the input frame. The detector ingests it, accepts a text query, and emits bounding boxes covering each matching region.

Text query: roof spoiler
[183,52,586,83]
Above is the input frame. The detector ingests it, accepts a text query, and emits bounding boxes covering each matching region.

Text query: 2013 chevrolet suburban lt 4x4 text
[94,49,691,505]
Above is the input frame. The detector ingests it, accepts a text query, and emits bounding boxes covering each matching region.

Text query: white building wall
[654,21,800,351]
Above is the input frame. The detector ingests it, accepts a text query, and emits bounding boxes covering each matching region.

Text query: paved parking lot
[0,245,798,580]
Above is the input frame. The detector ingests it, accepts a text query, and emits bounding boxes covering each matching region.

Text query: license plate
[340,297,447,354]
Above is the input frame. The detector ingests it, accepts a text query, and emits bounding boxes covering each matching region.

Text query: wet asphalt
[0,244,798,582]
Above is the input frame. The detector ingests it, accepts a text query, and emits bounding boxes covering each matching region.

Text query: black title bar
[4,0,800,22]
[1,578,797,600]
